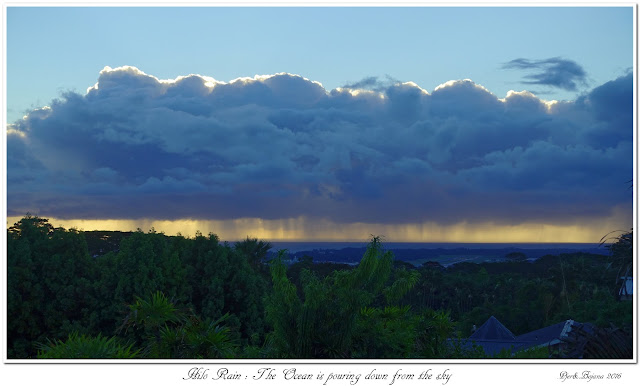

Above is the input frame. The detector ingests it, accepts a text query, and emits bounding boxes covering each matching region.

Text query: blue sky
[7,6,632,123]
[5,6,635,242]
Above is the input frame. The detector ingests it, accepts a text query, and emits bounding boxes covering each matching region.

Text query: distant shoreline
[268,241,609,254]
[267,242,609,267]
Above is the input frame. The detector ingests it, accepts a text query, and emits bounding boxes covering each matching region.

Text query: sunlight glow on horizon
[6,208,630,243]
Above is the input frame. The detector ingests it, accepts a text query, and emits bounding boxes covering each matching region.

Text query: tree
[41,291,238,359]
[179,232,267,343]
[234,237,272,268]
[416,309,455,358]
[117,291,237,359]
[265,236,420,358]
[600,230,633,293]
[114,231,167,305]
[505,252,527,261]
[37,332,139,359]
[8,215,96,358]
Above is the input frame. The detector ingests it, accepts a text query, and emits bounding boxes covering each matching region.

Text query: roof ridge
[469,316,516,341]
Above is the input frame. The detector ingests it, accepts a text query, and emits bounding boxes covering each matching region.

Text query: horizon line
[6,214,626,245]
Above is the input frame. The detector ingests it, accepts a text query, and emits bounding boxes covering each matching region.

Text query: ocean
[268,241,608,254]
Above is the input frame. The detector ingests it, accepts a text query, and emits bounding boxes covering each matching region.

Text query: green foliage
[7,216,267,358]
[353,305,418,358]
[263,250,304,357]
[153,314,238,359]
[265,236,423,358]
[383,267,420,303]
[124,291,186,332]
[7,215,96,358]
[448,332,486,359]
[492,344,550,359]
[415,309,455,358]
[234,236,272,268]
[406,250,632,340]
[114,231,168,304]
[35,291,238,360]
[8,215,634,359]
[36,332,139,359]
[601,230,633,294]
[119,291,237,359]
[181,232,267,342]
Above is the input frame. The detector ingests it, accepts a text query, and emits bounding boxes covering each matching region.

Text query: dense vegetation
[7,215,633,359]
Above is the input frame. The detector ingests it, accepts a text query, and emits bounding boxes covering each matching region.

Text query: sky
[4,5,636,242]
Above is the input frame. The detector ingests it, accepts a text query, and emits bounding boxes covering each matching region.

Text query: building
[454,316,592,357]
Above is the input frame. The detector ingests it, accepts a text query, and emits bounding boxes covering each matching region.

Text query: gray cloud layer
[503,57,588,91]
[7,66,632,225]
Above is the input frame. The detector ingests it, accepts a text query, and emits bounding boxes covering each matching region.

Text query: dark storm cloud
[342,76,380,89]
[7,66,632,225]
[503,57,588,91]
[341,75,401,92]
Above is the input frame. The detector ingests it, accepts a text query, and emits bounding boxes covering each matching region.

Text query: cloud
[341,75,401,92]
[342,76,380,89]
[7,66,632,231]
[503,57,588,91]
